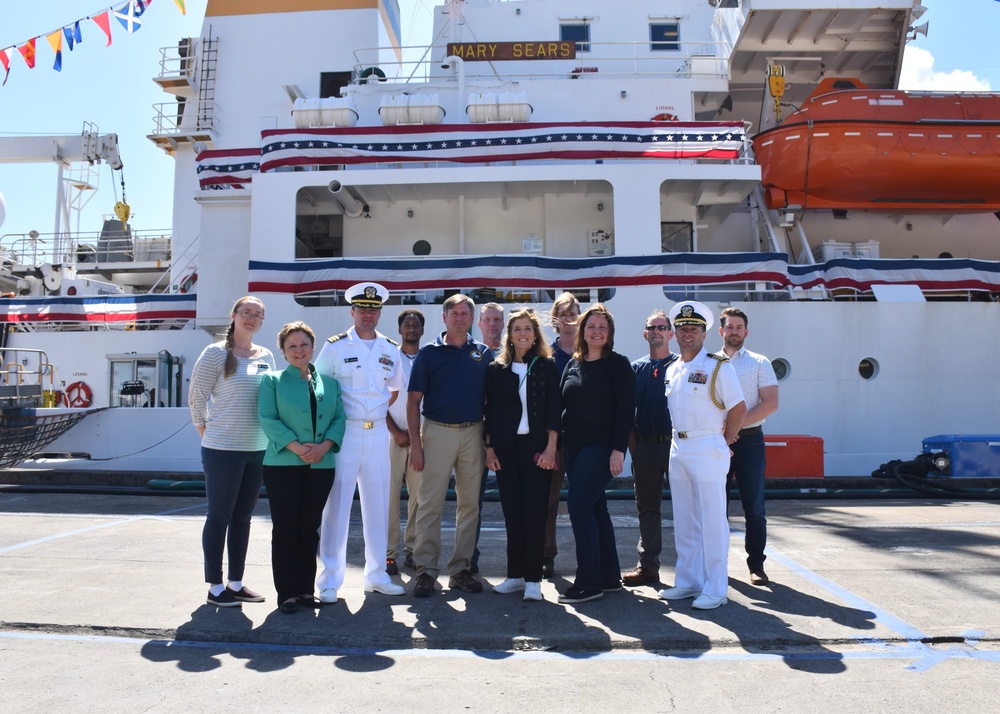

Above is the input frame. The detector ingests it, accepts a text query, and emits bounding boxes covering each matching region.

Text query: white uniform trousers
[317,420,392,591]
[667,434,731,598]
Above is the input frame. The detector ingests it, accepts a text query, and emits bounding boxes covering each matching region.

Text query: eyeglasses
[236,310,265,321]
[645,324,670,332]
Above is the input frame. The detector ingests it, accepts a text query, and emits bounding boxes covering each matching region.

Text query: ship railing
[0,348,57,408]
[150,100,220,139]
[351,40,730,84]
[1,229,172,269]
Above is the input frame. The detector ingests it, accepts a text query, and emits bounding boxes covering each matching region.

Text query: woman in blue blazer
[259,322,347,614]
[484,308,561,602]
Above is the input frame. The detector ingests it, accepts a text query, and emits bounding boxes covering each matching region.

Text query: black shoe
[279,600,299,614]
[542,557,554,580]
[296,595,323,609]
[226,586,265,603]
[386,558,399,576]
[413,572,435,598]
[750,569,770,586]
[558,586,603,604]
[403,554,416,571]
[448,569,484,593]
[207,589,241,608]
[602,580,623,593]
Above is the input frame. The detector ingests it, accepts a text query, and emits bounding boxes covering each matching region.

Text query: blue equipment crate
[922,435,1000,478]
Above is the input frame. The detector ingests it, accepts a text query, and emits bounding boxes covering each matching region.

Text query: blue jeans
[563,444,621,591]
[727,429,767,571]
[201,447,264,585]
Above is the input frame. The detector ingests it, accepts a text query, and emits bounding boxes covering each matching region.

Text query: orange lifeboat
[752,78,1000,212]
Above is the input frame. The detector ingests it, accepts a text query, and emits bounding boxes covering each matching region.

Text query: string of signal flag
[0,0,187,86]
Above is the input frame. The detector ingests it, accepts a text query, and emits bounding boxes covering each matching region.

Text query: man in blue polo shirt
[407,294,493,597]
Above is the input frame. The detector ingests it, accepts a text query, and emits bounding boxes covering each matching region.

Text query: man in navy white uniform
[315,282,406,602]
[718,307,778,586]
[658,301,746,610]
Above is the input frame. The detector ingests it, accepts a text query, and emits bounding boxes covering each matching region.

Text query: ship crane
[0,124,123,253]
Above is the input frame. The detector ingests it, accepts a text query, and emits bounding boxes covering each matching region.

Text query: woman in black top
[484,308,561,602]
[558,304,636,604]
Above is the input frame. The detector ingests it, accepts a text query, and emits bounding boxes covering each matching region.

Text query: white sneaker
[318,588,338,604]
[364,581,405,596]
[691,594,728,610]
[523,581,543,601]
[657,586,701,601]
[493,577,526,594]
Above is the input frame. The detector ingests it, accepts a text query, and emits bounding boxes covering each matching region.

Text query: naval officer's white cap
[669,301,714,331]
[345,282,389,308]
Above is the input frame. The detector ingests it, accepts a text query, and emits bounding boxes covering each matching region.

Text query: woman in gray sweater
[189,296,276,608]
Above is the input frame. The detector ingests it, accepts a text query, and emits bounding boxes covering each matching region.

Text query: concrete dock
[1,488,998,712]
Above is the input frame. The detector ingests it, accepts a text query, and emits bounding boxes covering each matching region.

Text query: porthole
[858,357,879,380]
[413,240,431,256]
[772,358,790,381]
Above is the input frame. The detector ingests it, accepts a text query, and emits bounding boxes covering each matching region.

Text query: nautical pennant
[0,49,10,86]
[63,21,83,51]
[174,0,186,14]
[114,1,146,34]
[17,39,36,69]
[46,31,63,72]
[92,10,114,46]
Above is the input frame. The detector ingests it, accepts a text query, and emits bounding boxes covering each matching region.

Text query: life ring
[179,271,198,293]
[359,66,386,82]
[64,381,93,408]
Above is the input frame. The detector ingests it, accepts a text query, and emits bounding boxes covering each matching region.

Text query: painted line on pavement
[0,503,205,555]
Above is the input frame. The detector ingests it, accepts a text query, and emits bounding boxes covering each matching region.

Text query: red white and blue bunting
[259,121,747,172]
[0,294,196,323]
[248,253,1000,295]
[195,148,261,189]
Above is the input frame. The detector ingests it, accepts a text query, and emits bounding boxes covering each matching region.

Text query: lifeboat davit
[752,78,1000,212]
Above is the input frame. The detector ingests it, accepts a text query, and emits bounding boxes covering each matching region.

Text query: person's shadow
[139,604,256,672]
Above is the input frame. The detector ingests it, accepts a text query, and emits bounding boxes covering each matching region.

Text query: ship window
[650,22,680,51]
[320,71,353,98]
[858,358,879,380]
[107,352,182,407]
[772,358,790,381]
[660,222,693,253]
[295,188,344,259]
[560,23,590,53]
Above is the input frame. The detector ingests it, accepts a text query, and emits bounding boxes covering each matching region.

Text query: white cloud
[900,46,990,91]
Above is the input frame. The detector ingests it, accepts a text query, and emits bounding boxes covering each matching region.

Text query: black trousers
[262,465,335,603]
[495,436,551,582]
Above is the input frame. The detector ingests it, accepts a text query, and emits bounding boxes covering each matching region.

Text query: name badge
[250,362,269,375]
[344,357,359,363]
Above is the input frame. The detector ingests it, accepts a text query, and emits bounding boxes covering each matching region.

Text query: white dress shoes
[691,594,728,610]
[319,588,338,604]
[493,577,526,594]
[657,586,701,600]
[364,581,406,596]
[522,581,543,601]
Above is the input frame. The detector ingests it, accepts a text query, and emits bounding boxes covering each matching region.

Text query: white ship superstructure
[2,0,997,476]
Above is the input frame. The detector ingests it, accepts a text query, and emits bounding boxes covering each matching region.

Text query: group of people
[188,284,777,614]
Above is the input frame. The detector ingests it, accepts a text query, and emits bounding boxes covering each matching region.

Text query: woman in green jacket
[259,322,347,614]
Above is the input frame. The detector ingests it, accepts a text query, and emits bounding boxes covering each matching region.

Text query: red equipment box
[764,435,824,478]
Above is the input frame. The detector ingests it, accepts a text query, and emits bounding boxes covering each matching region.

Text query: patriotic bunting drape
[259,121,748,172]
[195,121,748,189]
[247,254,1000,295]
[0,294,196,324]
[0,0,184,85]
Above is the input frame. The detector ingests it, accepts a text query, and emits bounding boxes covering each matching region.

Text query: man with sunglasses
[314,282,407,603]
[621,310,677,587]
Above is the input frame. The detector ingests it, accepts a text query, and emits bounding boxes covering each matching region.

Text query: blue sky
[0,0,996,238]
